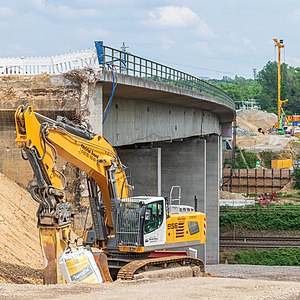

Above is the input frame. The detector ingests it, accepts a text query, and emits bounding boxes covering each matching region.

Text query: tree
[257,61,277,112]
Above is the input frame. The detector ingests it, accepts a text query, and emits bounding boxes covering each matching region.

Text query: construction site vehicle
[273,38,289,134]
[257,128,266,135]
[15,105,206,284]
[292,128,300,138]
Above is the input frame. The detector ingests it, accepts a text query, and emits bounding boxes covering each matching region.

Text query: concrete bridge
[0,42,235,264]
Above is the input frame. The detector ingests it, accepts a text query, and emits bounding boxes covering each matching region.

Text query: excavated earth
[236,109,292,151]
[0,173,43,284]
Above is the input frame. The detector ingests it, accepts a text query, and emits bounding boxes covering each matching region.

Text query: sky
[1,0,300,79]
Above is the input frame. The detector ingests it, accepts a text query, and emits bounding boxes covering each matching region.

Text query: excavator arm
[15,105,130,283]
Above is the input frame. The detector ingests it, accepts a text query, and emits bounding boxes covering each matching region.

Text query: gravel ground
[206,264,300,282]
[0,265,299,300]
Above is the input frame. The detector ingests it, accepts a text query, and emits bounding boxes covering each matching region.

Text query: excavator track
[117,256,205,280]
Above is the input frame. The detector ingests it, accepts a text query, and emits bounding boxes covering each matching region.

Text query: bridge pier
[118,135,220,264]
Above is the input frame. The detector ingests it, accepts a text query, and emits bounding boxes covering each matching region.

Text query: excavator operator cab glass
[144,200,164,234]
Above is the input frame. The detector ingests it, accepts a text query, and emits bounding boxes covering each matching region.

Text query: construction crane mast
[273,38,288,130]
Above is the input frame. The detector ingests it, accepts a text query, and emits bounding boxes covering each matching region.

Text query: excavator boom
[15,105,206,283]
[15,105,130,283]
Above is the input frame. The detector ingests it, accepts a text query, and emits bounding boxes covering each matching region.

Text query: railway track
[220,208,300,213]
[220,236,300,249]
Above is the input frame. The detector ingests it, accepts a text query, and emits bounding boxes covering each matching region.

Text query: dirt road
[1,265,300,300]
[0,277,299,300]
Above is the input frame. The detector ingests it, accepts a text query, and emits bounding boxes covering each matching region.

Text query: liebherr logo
[79,144,99,162]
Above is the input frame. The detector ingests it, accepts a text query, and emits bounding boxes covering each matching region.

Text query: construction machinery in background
[15,105,206,284]
[272,38,300,134]
[273,38,288,134]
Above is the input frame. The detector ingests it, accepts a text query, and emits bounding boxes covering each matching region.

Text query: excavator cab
[116,197,167,252]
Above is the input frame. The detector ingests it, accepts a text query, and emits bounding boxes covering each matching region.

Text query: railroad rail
[220,207,300,213]
[221,236,300,242]
[220,236,300,249]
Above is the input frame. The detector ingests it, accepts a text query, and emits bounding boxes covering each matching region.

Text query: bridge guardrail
[96,42,234,109]
[0,41,235,109]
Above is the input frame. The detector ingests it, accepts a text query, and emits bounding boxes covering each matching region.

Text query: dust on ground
[0,172,43,284]
[0,268,300,300]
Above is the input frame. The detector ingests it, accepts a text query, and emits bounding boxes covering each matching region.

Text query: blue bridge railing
[95,41,235,109]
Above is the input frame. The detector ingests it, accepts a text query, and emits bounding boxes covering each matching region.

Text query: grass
[220,205,300,230]
[220,248,300,266]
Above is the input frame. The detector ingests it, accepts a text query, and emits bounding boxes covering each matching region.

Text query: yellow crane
[273,38,288,132]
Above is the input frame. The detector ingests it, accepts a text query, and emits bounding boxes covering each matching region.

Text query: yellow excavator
[15,105,206,284]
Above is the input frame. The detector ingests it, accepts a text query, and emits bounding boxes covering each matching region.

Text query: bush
[220,207,300,230]
[234,148,258,169]
[234,248,300,266]
[292,167,300,190]
[242,150,258,168]
[260,150,278,168]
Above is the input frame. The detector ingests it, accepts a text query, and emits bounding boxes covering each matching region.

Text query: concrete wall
[159,138,207,262]
[103,97,220,146]
[118,148,161,197]
[0,75,80,186]
[205,135,220,264]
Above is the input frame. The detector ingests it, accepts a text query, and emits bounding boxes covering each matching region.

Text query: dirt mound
[0,173,42,284]
[236,109,291,150]
[237,109,277,134]
[220,191,246,199]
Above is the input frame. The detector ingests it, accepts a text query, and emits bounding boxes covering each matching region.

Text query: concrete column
[219,135,223,188]
[117,148,161,196]
[77,80,103,203]
[203,139,207,265]
[88,83,103,134]
[80,79,103,135]
[206,135,220,264]
[159,138,206,260]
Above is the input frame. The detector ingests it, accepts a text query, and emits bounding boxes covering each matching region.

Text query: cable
[102,64,117,124]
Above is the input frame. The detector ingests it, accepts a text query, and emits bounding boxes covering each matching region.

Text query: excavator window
[144,200,164,234]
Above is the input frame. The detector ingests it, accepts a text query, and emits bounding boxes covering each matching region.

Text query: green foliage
[292,166,300,190]
[209,76,261,104]
[260,151,278,168]
[242,150,258,168]
[220,208,300,230]
[233,148,258,169]
[209,61,300,115]
[276,192,300,199]
[234,148,247,169]
[234,248,300,266]
[257,61,278,112]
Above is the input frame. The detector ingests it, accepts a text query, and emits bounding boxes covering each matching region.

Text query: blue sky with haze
[1,0,300,79]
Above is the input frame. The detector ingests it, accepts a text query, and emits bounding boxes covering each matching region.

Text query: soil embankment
[0,173,42,284]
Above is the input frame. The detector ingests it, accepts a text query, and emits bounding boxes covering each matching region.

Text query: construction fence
[222,168,292,195]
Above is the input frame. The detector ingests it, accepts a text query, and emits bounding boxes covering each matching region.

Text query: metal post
[157,148,161,196]
[194,196,198,212]
[203,138,207,266]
